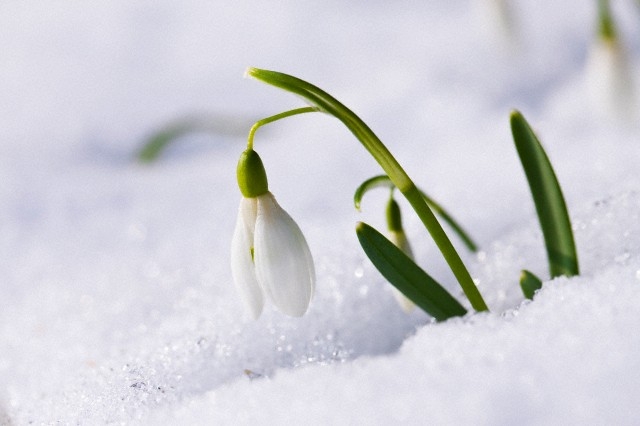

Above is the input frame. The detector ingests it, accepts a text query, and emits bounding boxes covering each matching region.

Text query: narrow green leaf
[510,110,579,278]
[137,115,251,163]
[354,175,479,252]
[597,0,617,41]
[421,190,479,252]
[356,221,467,321]
[520,269,543,300]
[138,121,196,163]
[353,175,394,211]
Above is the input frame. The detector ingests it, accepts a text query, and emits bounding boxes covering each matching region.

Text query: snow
[1,0,640,424]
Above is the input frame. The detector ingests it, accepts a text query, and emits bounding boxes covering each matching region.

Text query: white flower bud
[231,192,315,318]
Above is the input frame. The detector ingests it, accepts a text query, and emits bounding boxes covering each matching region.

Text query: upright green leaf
[510,110,579,278]
[597,0,617,41]
[356,221,467,321]
[520,269,543,300]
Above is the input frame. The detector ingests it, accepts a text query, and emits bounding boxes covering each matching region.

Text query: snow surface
[2,0,640,424]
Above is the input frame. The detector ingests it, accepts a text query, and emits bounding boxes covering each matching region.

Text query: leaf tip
[245,67,266,81]
[509,109,523,124]
[520,269,543,300]
[355,221,367,233]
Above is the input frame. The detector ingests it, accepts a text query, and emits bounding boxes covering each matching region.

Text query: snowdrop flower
[476,0,518,48]
[386,197,416,313]
[487,0,515,37]
[586,37,636,120]
[231,148,315,319]
[585,1,636,121]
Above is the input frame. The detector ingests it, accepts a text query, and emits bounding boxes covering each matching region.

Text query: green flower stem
[404,186,487,311]
[247,67,488,312]
[354,175,478,252]
[597,0,616,41]
[247,107,318,150]
[420,191,478,253]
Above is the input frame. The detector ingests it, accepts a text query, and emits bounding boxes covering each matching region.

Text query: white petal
[387,230,416,313]
[391,287,416,314]
[254,193,315,317]
[586,39,636,121]
[230,197,264,319]
[387,230,414,260]
[486,0,515,37]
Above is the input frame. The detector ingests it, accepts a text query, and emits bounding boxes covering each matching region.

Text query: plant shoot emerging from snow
[237,68,579,321]
[354,176,479,315]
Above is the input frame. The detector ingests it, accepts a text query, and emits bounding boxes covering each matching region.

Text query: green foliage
[247,67,489,313]
[244,70,584,316]
[356,222,467,321]
[597,0,617,41]
[510,111,579,279]
[520,270,543,300]
[354,175,478,252]
[137,114,251,163]
[138,120,197,163]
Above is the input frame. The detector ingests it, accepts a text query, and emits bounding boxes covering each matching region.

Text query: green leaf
[137,121,196,163]
[420,190,478,252]
[356,221,467,321]
[354,175,394,211]
[510,110,579,278]
[137,114,251,163]
[354,175,479,252]
[597,0,617,41]
[520,269,543,300]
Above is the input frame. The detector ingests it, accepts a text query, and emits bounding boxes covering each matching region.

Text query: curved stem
[354,175,395,211]
[354,174,479,252]
[247,67,488,312]
[247,107,318,150]
[419,191,478,253]
[597,0,616,41]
